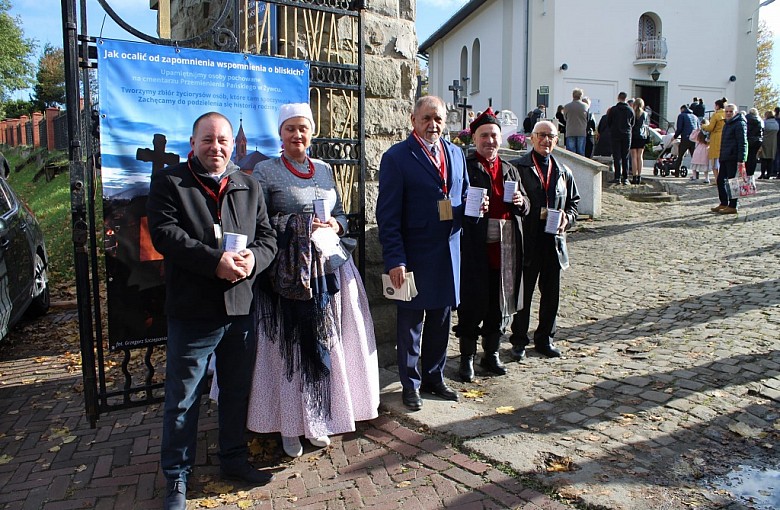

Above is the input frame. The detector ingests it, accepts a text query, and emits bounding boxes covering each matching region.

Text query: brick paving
[0,312,566,509]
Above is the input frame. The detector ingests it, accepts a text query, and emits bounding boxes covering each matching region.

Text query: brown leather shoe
[710,204,726,212]
[718,206,738,214]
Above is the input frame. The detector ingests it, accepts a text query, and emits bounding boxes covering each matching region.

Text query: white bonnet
[278,103,315,134]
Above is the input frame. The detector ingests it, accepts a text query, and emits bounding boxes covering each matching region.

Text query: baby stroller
[652,137,688,177]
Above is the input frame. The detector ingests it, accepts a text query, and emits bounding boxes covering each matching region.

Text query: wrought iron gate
[62,0,366,427]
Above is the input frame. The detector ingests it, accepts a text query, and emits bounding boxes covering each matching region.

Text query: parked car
[0,155,49,340]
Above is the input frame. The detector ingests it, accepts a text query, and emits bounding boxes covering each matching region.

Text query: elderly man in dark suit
[377,96,469,411]
[508,120,580,360]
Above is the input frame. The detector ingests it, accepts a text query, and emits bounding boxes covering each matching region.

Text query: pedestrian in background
[563,88,588,155]
[702,97,728,183]
[712,103,746,215]
[630,98,648,184]
[758,110,778,179]
[607,92,634,184]
[745,107,764,177]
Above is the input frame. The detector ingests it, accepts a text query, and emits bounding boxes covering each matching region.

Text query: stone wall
[169,0,418,361]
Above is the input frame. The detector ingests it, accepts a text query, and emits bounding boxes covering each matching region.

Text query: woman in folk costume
[454,108,529,382]
[213,103,379,458]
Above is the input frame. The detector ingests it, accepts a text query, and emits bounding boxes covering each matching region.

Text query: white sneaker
[703,179,711,184]
[309,436,330,448]
[282,435,303,458]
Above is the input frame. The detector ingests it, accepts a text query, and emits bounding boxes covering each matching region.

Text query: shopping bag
[738,173,756,197]
[726,177,740,201]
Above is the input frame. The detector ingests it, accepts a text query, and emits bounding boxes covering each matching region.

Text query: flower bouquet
[507,133,527,151]
[453,129,472,146]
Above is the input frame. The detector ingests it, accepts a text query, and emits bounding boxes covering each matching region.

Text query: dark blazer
[459,155,529,319]
[376,135,468,310]
[147,158,277,319]
[510,151,580,270]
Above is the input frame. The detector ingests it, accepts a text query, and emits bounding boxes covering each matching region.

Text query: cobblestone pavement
[1,174,778,510]
[381,175,780,510]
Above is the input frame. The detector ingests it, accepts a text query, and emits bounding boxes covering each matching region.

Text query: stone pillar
[362,0,418,359]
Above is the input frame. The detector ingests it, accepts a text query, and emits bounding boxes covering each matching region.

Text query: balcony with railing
[633,37,668,67]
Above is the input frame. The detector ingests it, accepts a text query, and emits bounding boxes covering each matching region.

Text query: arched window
[460,46,469,96]
[638,14,657,40]
[471,39,480,94]
[636,13,666,59]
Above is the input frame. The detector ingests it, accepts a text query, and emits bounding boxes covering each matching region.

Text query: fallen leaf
[396,480,411,488]
[462,389,486,399]
[75,465,87,472]
[496,406,515,415]
[203,481,234,494]
[61,436,77,444]
[198,500,221,508]
[0,454,13,465]
[237,501,252,509]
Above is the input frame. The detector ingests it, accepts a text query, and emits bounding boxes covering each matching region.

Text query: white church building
[419,0,762,130]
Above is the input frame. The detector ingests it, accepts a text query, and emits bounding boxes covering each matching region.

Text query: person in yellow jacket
[702,97,728,182]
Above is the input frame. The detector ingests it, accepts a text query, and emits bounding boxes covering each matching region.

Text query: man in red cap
[454,108,529,382]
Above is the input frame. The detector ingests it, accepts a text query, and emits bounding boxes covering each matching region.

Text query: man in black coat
[508,121,580,359]
[147,112,277,510]
[454,108,529,382]
[607,92,634,184]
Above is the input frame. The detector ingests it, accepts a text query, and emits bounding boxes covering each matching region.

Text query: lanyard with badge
[413,132,452,221]
[187,151,230,246]
[531,152,552,221]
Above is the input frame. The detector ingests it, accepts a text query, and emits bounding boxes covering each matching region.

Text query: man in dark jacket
[673,105,699,175]
[607,92,634,184]
[508,121,580,359]
[690,97,705,120]
[713,104,747,214]
[147,112,277,510]
[454,108,529,382]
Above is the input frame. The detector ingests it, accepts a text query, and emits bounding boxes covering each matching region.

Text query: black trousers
[612,137,630,181]
[509,237,561,348]
[746,141,762,176]
[456,268,508,342]
[674,137,695,171]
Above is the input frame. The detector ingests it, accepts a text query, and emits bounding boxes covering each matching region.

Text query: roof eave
[417,0,489,57]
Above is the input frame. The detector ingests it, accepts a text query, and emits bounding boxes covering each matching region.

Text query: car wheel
[27,252,49,317]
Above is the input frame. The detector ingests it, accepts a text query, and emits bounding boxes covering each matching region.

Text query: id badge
[214,223,223,248]
[539,208,548,220]
[438,199,453,221]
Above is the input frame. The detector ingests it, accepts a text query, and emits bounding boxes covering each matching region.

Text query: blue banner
[97,39,308,350]
[98,38,308,198]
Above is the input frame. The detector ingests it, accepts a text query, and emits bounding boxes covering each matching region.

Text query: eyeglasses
[533,132,558,140]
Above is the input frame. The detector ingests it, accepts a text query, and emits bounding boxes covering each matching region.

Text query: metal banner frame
[61,0,365,427]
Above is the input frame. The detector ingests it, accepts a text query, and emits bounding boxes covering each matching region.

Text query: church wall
[426,0,758,129]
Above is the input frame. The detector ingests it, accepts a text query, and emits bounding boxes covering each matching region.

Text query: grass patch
[3,145,101,298]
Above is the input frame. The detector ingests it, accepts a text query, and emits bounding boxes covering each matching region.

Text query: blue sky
[7,0,780,99]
